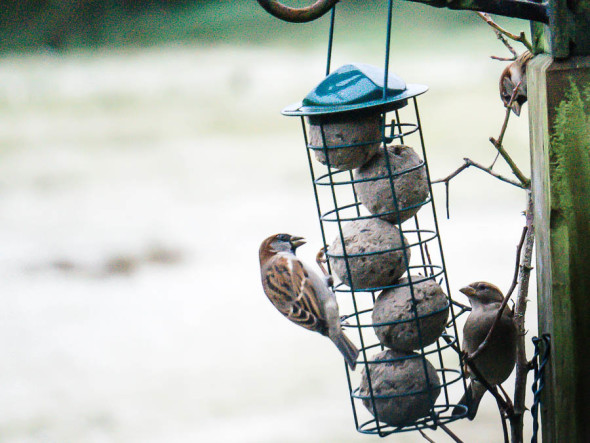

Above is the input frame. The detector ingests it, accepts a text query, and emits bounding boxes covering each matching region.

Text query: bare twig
[476,12,533,52]
[440,424,465,443]
[432,158,526,189]
[487,22,518,61]
[419,429,437,443]
[500,407,510,443]
[491,55,518,62]
[432,157,526,218]
[510,191,535,443]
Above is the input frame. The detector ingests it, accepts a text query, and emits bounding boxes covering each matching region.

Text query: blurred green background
[1,0,492,52]
[0,1,536,442]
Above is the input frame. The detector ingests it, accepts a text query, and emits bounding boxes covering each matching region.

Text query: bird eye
[276,234,289,242]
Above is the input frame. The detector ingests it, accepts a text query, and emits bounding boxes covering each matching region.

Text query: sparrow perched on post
[259,233,359,370]
[499,50,533,116]
[453,282,517,420]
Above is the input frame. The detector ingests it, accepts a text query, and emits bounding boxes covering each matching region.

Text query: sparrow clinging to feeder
[453,282,517,420]
[499,50,533,116]
[259,233,359,370]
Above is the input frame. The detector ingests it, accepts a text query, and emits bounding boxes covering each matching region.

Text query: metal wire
[325,5,336,76]
[531,334,551,443]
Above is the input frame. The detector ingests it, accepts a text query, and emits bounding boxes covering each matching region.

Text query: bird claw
[316,246,332,281]
[316,247,327,264]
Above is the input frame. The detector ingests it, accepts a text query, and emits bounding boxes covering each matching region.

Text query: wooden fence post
[529,1,590,440]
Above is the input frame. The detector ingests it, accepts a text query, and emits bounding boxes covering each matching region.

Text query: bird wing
[262,255,328,335]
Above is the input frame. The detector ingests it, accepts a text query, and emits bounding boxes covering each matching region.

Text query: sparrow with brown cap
[453,281,517,420]
[259,233,359,370]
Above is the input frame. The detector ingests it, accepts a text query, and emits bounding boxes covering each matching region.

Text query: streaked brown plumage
[259,233,359,370]
[453,281,517,420]
[499,50,533,116]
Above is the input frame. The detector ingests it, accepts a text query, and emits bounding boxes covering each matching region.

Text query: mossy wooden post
[528,1,590,441]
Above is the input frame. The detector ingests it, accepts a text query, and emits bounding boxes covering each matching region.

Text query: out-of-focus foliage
[0,0,488,52]
[0,0,205,51]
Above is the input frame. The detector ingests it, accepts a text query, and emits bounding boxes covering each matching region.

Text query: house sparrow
[453,282,517,420]
[499,50,533,116]
[259,233,359,370]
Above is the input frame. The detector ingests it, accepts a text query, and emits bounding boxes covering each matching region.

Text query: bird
[499,50,533,116]
[259,233,359,370]
[452,281,517,420]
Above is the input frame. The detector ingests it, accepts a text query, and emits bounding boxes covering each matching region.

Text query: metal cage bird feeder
[282,61,470,437]
[274,2,471,437]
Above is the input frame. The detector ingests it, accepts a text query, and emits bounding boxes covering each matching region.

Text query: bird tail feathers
[452,381,486,420]
[331,332,359,371]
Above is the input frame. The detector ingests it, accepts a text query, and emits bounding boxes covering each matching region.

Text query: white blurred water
[0,43,536,442]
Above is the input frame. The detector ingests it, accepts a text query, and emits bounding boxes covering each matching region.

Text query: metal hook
[257,0,339,23]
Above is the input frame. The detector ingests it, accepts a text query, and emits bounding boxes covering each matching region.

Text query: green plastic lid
[282,63,427,116]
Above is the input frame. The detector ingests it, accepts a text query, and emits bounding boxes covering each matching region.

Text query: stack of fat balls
[316,108,448,427]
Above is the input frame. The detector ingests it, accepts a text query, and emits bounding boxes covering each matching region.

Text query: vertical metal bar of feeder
[394,110,405,144]
[317,121,384,434]
[412,97,469,398]
[379,108,439,425]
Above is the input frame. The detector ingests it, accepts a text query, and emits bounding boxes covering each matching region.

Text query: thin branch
[491,55,517,62]
[500,405,510,443]
[431,162,469,185]
[433,158,525,189]
[419,429,437,443]
[476,12,533,52]
[432,157,526,218]
[440,424,465,443]
[510,191,535,443]
[467,226,528,362]
[488,24,518,60]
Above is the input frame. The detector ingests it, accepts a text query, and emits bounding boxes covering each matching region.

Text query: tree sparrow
[259,233,359,370]
[453,282,517,420]
[499,50,533,116]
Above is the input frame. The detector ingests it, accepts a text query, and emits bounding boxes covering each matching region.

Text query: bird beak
[289,236,306,249]
[459,286,476,298]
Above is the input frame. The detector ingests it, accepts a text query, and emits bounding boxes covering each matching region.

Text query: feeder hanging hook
[257,0,339,23]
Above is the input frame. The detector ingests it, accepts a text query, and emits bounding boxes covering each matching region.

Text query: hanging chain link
[530,334,551,443]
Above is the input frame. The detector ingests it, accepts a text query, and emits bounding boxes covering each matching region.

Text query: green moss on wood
[549,74,590,440]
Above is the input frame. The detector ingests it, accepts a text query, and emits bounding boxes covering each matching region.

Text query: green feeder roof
[282,63,427,116]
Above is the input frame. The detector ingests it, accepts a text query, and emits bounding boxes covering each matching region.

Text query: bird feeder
[282,60,470,436]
